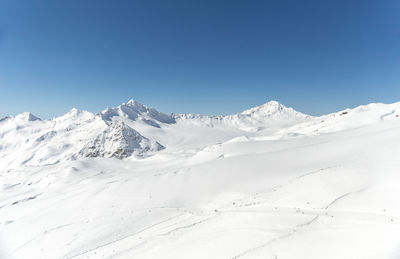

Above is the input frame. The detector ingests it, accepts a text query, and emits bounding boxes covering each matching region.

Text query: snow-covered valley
[1,100,400,258]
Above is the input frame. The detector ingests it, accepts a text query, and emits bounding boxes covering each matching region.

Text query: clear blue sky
[0,0,399,118]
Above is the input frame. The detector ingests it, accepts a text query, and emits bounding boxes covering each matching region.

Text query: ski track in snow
[62,214,187,259]
[230,188,368,259]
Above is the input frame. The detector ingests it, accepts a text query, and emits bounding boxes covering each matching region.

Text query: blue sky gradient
[0,0,399,118]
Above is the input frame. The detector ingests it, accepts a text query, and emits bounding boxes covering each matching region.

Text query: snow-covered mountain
[0,108,106,171]
[2,99,400,259]
[14,112,41,122]
[0,102,169,171]
[2,99,400,170]
[80,120,164,159]
[173,100,309,130]
[100,99,175,126]
[0,99,313,171]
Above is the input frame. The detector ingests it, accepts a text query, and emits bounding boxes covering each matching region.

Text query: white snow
[1,99,400,259]
[100,99,175,125]
[80,121,164,158]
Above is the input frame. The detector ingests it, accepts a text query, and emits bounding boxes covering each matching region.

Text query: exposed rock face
[80,121,164,159]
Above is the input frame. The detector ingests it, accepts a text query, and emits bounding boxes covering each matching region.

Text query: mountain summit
[100,99,175,126]
[15,112,41,121]
[239,100,309,121]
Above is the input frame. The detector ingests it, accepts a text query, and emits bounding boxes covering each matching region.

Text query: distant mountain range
[0,99,399,172]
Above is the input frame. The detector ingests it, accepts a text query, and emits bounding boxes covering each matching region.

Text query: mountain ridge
[1,99,399,170]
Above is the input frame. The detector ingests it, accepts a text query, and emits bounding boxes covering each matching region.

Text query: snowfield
[1,100,400,259]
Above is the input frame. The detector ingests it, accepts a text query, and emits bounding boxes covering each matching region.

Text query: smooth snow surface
[1,100,400,259]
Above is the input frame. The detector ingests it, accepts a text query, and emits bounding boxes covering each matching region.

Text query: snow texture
[1,99,400,259]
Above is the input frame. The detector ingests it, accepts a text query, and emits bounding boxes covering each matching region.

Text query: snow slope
[1,100,400,259]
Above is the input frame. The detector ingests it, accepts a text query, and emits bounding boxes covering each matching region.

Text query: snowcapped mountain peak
[239,101,309,122]
[242,100,287,115]
[122,99,148,112]
[15,112,41,121]
[15,112,40,121]
[68,108,79,115]
[100,99,175,125]
[262,100,281,107]
[61,108,85,118]
[127,99,135,104]
[267,100,280,105]
[126,99,142,106]
[56,108,95,122]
